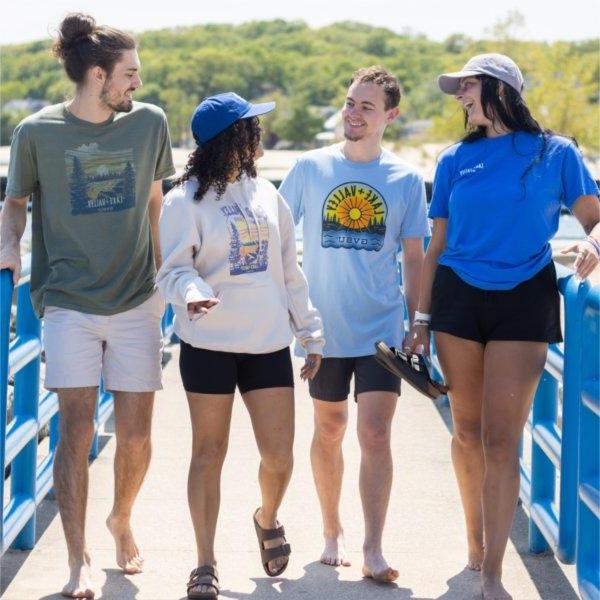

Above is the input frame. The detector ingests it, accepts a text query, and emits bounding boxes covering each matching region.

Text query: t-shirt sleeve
[6,122,38,198]
[399,174,431,238]
[428,153,453,219]
[560,142,600,209]
[278,159,304,224]
[154,112,176,181]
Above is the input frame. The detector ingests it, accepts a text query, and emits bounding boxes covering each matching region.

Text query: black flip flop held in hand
[374,341,448,400]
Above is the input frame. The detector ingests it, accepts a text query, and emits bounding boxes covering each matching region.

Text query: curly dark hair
[174,117,262,201]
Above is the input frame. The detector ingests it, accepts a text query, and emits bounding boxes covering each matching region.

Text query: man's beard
[100,82,134,113]
[344,130,364,142]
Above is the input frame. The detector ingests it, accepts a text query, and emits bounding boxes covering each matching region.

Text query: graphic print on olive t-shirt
[65,143,136,215]
[322,182,387,251]
[220,204,269,275]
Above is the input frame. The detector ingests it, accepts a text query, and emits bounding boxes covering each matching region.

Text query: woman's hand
[560,239,600,280]
[187,298,219,320]
[404,323,431,356]
[301,353,322,381]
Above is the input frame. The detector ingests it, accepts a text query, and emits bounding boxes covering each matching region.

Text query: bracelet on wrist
[414,310,431,323]
[584,236,600,257]
[414,319,430,327]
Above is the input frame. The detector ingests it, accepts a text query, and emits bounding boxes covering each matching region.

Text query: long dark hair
[52,13,136,84]
[461,75,573,185]
[174,117,262,201]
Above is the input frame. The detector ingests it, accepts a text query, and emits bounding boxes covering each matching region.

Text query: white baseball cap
[438,53,524,95]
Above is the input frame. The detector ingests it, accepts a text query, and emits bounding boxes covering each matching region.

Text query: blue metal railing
[516,264,599,597]
[1,257,175,554]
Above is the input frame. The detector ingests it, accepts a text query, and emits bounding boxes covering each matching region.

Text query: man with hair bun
[0,12,174,599]
[279,66,429,583]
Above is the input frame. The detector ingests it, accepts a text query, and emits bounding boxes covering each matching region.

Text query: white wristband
[414,311,431,323]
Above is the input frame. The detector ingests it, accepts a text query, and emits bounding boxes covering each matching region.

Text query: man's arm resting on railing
[0,195,28,284]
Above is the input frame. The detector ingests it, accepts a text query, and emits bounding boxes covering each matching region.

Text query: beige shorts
[43,292,165,392]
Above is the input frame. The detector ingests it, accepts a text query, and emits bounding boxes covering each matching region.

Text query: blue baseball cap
[191,92,276,144]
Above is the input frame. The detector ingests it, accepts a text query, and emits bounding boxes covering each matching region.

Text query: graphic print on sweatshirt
[66,143,136,215]
[220,204,270,275]
[322,182,387,251]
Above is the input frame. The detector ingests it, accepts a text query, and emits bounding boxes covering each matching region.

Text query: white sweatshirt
[157,175,325,355]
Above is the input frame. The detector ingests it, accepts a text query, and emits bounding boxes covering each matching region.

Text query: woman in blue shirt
[407,54,600,600]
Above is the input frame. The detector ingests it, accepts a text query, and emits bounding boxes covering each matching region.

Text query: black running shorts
[430,262,562,344]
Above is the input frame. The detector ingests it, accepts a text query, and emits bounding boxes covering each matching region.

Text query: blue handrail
[0,258,176,554]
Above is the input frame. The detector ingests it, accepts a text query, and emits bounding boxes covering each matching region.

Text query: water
[21,214,585,255]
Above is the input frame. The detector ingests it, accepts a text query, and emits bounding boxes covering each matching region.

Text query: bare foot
[362,548,399,583]
[320,532,351,567]
[481,573,512,599]
[106,513,144,574]
[61,554,95,598]
[255,508,289,574]
[467,542,484,571]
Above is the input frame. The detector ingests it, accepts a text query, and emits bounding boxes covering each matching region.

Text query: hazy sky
[1,0,599,45]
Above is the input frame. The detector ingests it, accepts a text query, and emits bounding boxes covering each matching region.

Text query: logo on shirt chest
[321,182,387,251]
[65,143,136,215]
[459,162,485,177]
[220,204,270,275]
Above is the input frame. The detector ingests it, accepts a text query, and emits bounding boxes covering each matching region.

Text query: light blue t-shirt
[429,132,599,290]
[279,144,430,358]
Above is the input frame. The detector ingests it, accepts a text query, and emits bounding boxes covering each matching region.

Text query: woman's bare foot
[467,542,484,571]
[62,553,94,598]
[320,531,351,567]
[481,573,512,599]
[106,513,144,574]
[362,547,399,583]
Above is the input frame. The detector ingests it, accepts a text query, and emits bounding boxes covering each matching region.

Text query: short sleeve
[560,142,599,209]
[428,152,454,219]
[278,159,305,224]
[6,122,38,198]
[154,112,175,181]
[399,174,430,238]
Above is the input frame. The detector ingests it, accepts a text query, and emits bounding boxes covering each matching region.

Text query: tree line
[1,18,598,152]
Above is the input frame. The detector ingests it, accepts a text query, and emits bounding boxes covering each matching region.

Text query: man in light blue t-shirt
[279,66,429,582]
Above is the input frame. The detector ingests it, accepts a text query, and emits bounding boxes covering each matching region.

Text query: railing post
[557,275,588,563]
[10,284,41,549]
[529,372,558,553]
[0,270,14,552]
[576,288,600,600]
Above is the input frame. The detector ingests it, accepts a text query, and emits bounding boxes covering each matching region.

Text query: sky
[1,0,599,45]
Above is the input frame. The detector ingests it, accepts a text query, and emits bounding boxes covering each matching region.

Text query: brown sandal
[253,508,291,577]
[187,565,219,599]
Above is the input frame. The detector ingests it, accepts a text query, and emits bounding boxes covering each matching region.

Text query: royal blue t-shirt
[429,132,599,290]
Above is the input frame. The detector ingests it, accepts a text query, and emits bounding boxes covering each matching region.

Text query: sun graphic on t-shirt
[335,196,376,230]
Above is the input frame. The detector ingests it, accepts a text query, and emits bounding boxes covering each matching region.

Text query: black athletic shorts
[430,262,562,344]
[308,355,400,402]
[179,341,294,394]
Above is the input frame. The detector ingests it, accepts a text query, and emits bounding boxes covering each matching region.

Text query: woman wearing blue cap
[157,92,324,598]
[407,54,600,599]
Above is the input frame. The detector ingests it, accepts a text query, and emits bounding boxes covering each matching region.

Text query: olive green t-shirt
[6,102,175,317]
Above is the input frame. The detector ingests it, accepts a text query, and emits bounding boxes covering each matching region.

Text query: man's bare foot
[106,513,144,574]
[61,554,94,598]
[481,573,512,599]
[320,532,351,567]
[467,542,484,571]
[255,508,289,574]
[362,548,399,583]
